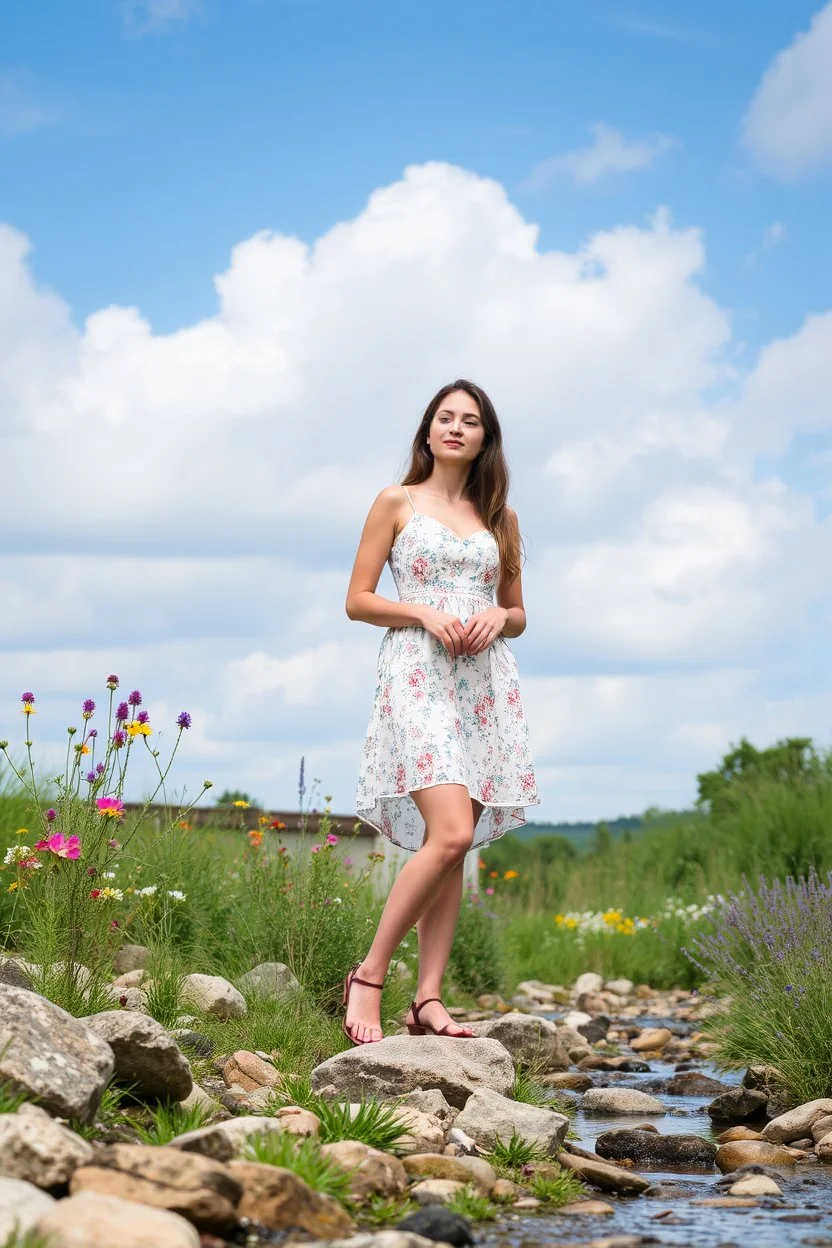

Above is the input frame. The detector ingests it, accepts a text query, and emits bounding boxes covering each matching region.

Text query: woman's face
[427,390,486,463]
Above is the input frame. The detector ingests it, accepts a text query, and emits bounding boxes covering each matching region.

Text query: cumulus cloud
[1,162,831,818]
[525,123,676,188]
[743,2,832,177]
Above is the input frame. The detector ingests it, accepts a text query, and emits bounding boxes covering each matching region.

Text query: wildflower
[15,827,28,838]
[489,871,498,879]
[67,726,77,736]
[112,730,126,749]
[203,780,213,789]
[96,796,125,819]
[87,867,97,877]
[136,710,150,725]
[34,833,81,860]
[478,859,486,869]
[343,856,353,868]
[101,872,116,880]
[178,820,191,830]
[106,675,119,689]
[311,844,320,854]
[258,815,269,826]
[76,743,91,755]
[127,690,142,707]
[111,920,120,930]
[167,890,186,901]
[88,729,98,739]
[232,800,250,809]
[96,762,104,774]
[368,851,385,863]
[5,845,35,866]
[94,887,124,901]
[86,770,97,784]
[177,711,192,729]
[126,722,152,738]
[485,887,495,895]
[89,889,101,898]
[20,692,36,715]
[7,882,19,893]
[248,830,264,848]
[137,885,157,897]
[82,699,96,719]
[271,820,286,830]
[115,702,129,722]
[504,869,519,880]
[108,839,120,850]
[326,833,339,846]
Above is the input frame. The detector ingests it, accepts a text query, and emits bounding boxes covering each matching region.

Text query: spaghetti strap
[402,486,417,515]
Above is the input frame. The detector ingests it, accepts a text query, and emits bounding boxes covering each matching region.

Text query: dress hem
[356,786,541,853]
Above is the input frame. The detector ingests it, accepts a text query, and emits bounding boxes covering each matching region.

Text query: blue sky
[2,0,831,821]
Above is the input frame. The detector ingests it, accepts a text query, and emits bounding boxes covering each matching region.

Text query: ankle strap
[351,972,384,989]
[412,996,442,1019]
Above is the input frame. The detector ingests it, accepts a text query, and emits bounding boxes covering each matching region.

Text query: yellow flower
[232,800,250,809]
[602,909,622,925]
[76,743,91,755]
[503,869,519,880]
[554,914,564,925]
[21,702,36,716]
[258,815,269,826]
[15,827,28,838]
[7,881,19,893]
[565,917,579,930]
[126,722,152,737]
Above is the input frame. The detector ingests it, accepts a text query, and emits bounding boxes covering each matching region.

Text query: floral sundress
[355,487,540,851]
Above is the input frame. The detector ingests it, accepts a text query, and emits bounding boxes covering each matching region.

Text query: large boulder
[595,1129,717,1168]
[181,973,246,1019]
[715,1140,798,1173]
[453,1087,569,1154]
[83,1010,193,1101]
[0,1103,93,1189]
[0,1176,55,1241]
[34,1190,199,1247]
[310,1036,514,1109]
[237,961,300,999]
[229,1160,354,1237]
[582,1088,666,1115]
[762,1098,832,1144]
[0,985,114,1122]
[463,1013,570,1071]
[70,1143,242,1232]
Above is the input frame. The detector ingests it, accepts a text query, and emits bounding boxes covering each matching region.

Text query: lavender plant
[687,868,832,1105]
[0,680,208,1014]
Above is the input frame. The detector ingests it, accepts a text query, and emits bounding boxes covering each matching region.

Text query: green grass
[529,1169,585,1207]
[70,1080,135,1140]
[446,1185,501,1221]
[314,1096,414,1152]
[241,1132,353,1202]
[132,1099,213,1145]
[484,1131,547,1175]
[355,1194,419,1226]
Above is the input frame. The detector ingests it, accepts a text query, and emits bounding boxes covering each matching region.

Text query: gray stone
[762,1098,832,1144]
[397,1207,475,1245]
[582,1088,666,1115]
[35,1190,200,1246]
[311,1035,513,1109]
[463,1011,570,1071]
[707,1085,769,1123]
[556,1151,651,1194]
[0,1176,56,1241]
[665,1071,730,1096]
[573,972,604,996]
[0,1102,93,1189]
[181,973,246,1019]
[0,958,34,990]
[390,1087,458,1127]
[0,985,114,1122]
[596,1129,717,1167]
[84,1010,193,1101]
[453,1087,569,1154]
[410,1179,468,1205]
[237,961,300,999]
[112,944,151,975]
[605,978,634,996]
[170,1114,287,1160]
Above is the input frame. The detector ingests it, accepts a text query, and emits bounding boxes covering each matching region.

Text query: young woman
[343,379,539,1044]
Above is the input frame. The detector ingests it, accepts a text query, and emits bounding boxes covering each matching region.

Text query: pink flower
[311,844,320,854]
[96,796,125,819]
[35,833,81,860]
[485,887,495,895]
[325,833,339,846]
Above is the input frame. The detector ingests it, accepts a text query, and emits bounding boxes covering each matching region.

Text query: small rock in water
[582,1088,666,1115]
[596,1128,717,1167]
[410,1179,468,1206]
[707,1085,769,1123]
[715,1140,797,1173]
[729,1174,783,1196]
[631,1027,672,1053]
[665,1071,729,1096]
[397,1207,475,1245]
[717,1125,764,1143]
[558,1199,615,1215]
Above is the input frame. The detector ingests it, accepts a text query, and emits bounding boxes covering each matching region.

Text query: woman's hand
[462,607,509,655]
[417,606,469,657]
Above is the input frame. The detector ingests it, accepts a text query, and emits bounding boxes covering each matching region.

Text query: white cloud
[1,162,831,820]
[743,2,832,177]
[122,0,202,35]
[525,123,676,188]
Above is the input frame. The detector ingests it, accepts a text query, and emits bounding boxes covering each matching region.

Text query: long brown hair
[402,379,523,582]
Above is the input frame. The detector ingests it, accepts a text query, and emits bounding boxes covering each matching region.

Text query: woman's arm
[497,506,527,640]
[345,486,426,628]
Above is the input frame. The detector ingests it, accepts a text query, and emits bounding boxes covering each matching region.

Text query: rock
[813,1114,832,1143]
[70,1143,242,1232]
[715,1141,797,1173]
[574,972,604,996]
[559,1199,615,1215]
[693,1196,760,1208]
[595,1129,717,1167]
[103,985,148,1011]
[392,1088,458,1127]
[181,973,246,1019]
[582,1088,666,1115]
[0,958,34,990]
[170,1114,291,1160]
[492,1177,522,1199]
[321,1140,408,1201]
[270,1105,321,1137]
[717,1125,764,1142]
[228,1159,353,1237]
[556,1151,651,1194]
[402,1154,495,1196]
[707,1086,769,1123]
[392,1107,446,1155]
[576,994,609,1015]
[83,1010,193,1101]
[396,1207,475,1245]
[222,1049,282,1093]
[410,1179,468,1205]
[743,1065,779,1091]
[541,1072,592,1092]
[763,1098,832,1143]
[172,1029,214,1058]
[577,1018,609,1044]
[665,1072,729,1096]
[563,1010,593,1030]
[112,969,146,989]
[237,961,300,998]
[447,1126,477,1155]
[34,1190,199,1246]
[729,1174,783,1196]
[578,1055,650,1073]
[453,1087,568,1154]
[112,944,151,975]
[630,1027,672,1053]
[310,1036,514,1109]
[0,1102,93,1189]
[558,1025,592,1062]
[0,985,114,1122]
[605,978,634,996]
[815,1130,832,1161]
[179,1084,219,1114]
[512,1196,542,1208]
[463,1012,570,1071]
[0,1176,55,1241]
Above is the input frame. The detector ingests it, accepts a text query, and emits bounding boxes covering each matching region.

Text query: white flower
[137,885,157,897]
[4,845,33,865]
[167,890,186,901]
[102,872,116,880]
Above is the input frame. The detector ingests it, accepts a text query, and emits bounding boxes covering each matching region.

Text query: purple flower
[112,730,126,749]
[115,702,129,722]
[86,770,97,784]
[177,711,192,730]
[88,729,98,739]
[298,755,306,804]
[45,808,57,823]
[106,675,119,689]
[21,692,35,704]
[136,710,150,725]
[82,699,96,716]
[96,762,105,775]
[127,690,142,707]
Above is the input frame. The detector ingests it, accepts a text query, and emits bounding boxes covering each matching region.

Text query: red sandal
[342,963,385,1045]
[406,996,475,1037]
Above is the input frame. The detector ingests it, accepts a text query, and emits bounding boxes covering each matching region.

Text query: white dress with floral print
[355,488,540,851]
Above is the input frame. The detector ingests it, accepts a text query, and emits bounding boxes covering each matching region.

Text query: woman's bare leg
[405,797,484,1036]
[344,784,475,1043]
